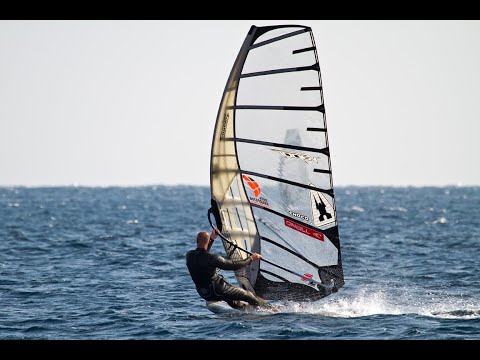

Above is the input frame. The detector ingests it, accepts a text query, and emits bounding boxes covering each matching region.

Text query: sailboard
[208,24,344,312]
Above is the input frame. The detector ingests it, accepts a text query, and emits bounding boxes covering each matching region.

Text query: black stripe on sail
[242,169,334,196]
[230,137,330,156]
[250,28,309,49]
[231,104,325,113]
[293,46,315,54]
[240,64,319,78]
[306,128,327,132]
[313,169,332,174]
[251,203,333,234]
[260,269,290,282]
[261,236,322,271]
[301,86,322,91]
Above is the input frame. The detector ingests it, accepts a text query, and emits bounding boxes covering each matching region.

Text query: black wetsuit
[186,245,267,309]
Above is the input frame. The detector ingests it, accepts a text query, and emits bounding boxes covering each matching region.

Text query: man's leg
[220,282,269,307]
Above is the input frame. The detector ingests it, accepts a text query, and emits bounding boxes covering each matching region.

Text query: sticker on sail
[284,218,324,241]
[309,183,335,228]
[242,175,269,207]
[270,148,318,164]
[301,273,313,281]
[301,273,316,287]
[220,113,229,139]
[288,210,309,222]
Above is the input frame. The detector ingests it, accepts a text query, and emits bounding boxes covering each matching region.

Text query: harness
[198,274,225,300]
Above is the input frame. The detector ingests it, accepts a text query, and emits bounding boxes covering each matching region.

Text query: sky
[1,20,479,187]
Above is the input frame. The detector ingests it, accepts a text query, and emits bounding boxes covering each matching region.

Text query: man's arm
[210,254,252,270]
[207,228,219,252]
[210,252,262,271]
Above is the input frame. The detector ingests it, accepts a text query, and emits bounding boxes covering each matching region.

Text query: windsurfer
[186,228,270,310]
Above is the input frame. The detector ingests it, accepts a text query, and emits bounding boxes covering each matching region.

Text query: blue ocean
[1,186,479,340]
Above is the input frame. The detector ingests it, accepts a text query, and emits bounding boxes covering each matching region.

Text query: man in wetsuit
[186,228,270,310]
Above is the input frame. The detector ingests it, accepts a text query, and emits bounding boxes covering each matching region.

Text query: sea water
[1,186,479,339]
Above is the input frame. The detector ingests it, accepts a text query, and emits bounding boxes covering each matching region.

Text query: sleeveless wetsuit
[186,248,267,309]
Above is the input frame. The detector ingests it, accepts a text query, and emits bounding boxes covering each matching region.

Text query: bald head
[196,231,210,249]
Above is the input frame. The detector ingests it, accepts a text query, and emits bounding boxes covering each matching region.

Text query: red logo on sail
[284,218,324,241]
[301,273,313,281]
[242,175,261,197]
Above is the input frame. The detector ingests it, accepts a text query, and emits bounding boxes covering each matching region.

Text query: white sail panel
[237,144,331,189]
[236,71,322,107]
[235,110,327,149]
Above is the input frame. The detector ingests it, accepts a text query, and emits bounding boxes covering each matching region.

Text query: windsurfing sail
[209,25,344,302]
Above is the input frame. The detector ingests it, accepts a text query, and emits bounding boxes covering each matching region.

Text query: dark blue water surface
[1,186,479,339]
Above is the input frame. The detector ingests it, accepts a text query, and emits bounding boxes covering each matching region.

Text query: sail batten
[313,169,332,174]
[227,137,330,155]
[240,170,333,195]
[293,46,316,54]
[231,105,325,112]
[210,25,344,302]
[301,86,322,91]
[240,64,319,78]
